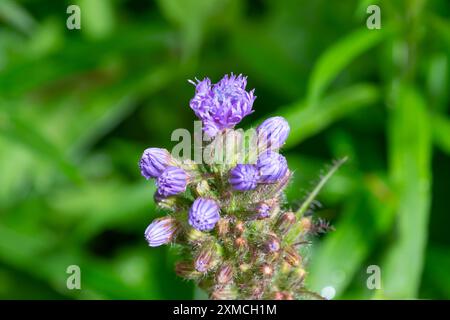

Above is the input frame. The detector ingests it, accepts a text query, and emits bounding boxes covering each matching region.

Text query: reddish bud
[284,246,301,267]
[216,264,234,285]
[234,221,245,234]
[260,264,273,277]
[276,211,296,234]
[265,233,281,253]
[175,261,202,280]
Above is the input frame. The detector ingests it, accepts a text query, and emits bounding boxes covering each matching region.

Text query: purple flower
[189,198,220,231]
[156,166,188,197]
[255,202,272,219]
[228,164,259,191]
[257,116,290,151]
[256,151,288,183]
[144,217,177,247]
[189,73,256,137]
[139,148,172,179]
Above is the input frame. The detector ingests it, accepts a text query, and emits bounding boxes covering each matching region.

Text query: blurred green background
[0,0,449,299]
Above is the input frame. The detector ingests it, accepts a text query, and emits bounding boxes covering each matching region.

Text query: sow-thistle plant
[139,73,345,300]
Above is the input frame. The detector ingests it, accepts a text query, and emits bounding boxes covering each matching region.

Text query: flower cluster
[139,74,338,300]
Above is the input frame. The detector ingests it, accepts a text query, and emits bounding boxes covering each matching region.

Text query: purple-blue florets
[229,164,259,191]
[189,198,221,231]
[139,148,172,179]
[189,73,256,137]
[144,217,177,247]
[257,151,288,183]
[156,166,188,197]
[257,116,290,151]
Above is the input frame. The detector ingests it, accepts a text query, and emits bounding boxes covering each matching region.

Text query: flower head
[256,151,288,183]
[156,166,188,197]
[139,148,172,179]
[188,198,220,231]
[144,217,178,247]
[257,116,290,151]
[228,164,259,191]
[189,73,256,137]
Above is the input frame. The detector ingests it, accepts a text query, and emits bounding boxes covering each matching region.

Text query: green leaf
[381,85,432,298]
[307,175,396,297]
[275,83,380,148]
[432,113,450,155]
[307,28,388,102]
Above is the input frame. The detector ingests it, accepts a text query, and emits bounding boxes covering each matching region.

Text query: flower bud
[156,166,188,197]
[300,216,312,233]
[251,285,264,300]
[257,116,290,151]
[194,180,211,197]
[234,237,247,250]
[283,292,294,300]
[195,243,220,273]
[276,211,296,234]
[175,261,202,280]
[239,263,251,273]
[256,151,288,183]
[139,148,173,179]
[153,192,181,211]
[216,218,230,238]
[234,221,245,234]
[189,198,221,232]
[144,217,178,247]
[228,164,259,191]
[216,263,234,285]
[273,291,284,300]
[255,202,272,219]
[284,246,302,267]
[186,228,208,245]
[210,285,238,300]
[260,264,273,277]
[265,234,281,253]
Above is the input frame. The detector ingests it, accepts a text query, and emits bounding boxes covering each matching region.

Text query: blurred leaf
[0,0,36,35]
[432,113,450,154]
[273,83,380,148]
[308,175,396,297]
[423,246,450,299]
[381,85,432,298]
[307,28,388,103]
[0,112,83,183]
[77,0,115,39]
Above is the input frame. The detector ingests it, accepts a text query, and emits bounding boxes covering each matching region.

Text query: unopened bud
[175,261,202,280]
[276,211,296,234]
[283,292,294,300]
[284,246,301,267]
[194,180,211,197]
[251,285,264,299]
[260,263,273,277]
[186,227,208,245]
[273,291,284,300]
[216,264,234,285]
[300,217,312,233]
[239,263,251,273]
[272,291,293,300]
[265,233,281,253]
[210,285,238,300]
[234,221,245,234]
[216,218,230,238]
[153,193,178,211]
[234,237,247,250]
[280,261,292,274]
[195,243,220,273]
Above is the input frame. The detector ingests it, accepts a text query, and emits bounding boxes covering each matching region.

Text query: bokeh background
[0,0,449,299]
